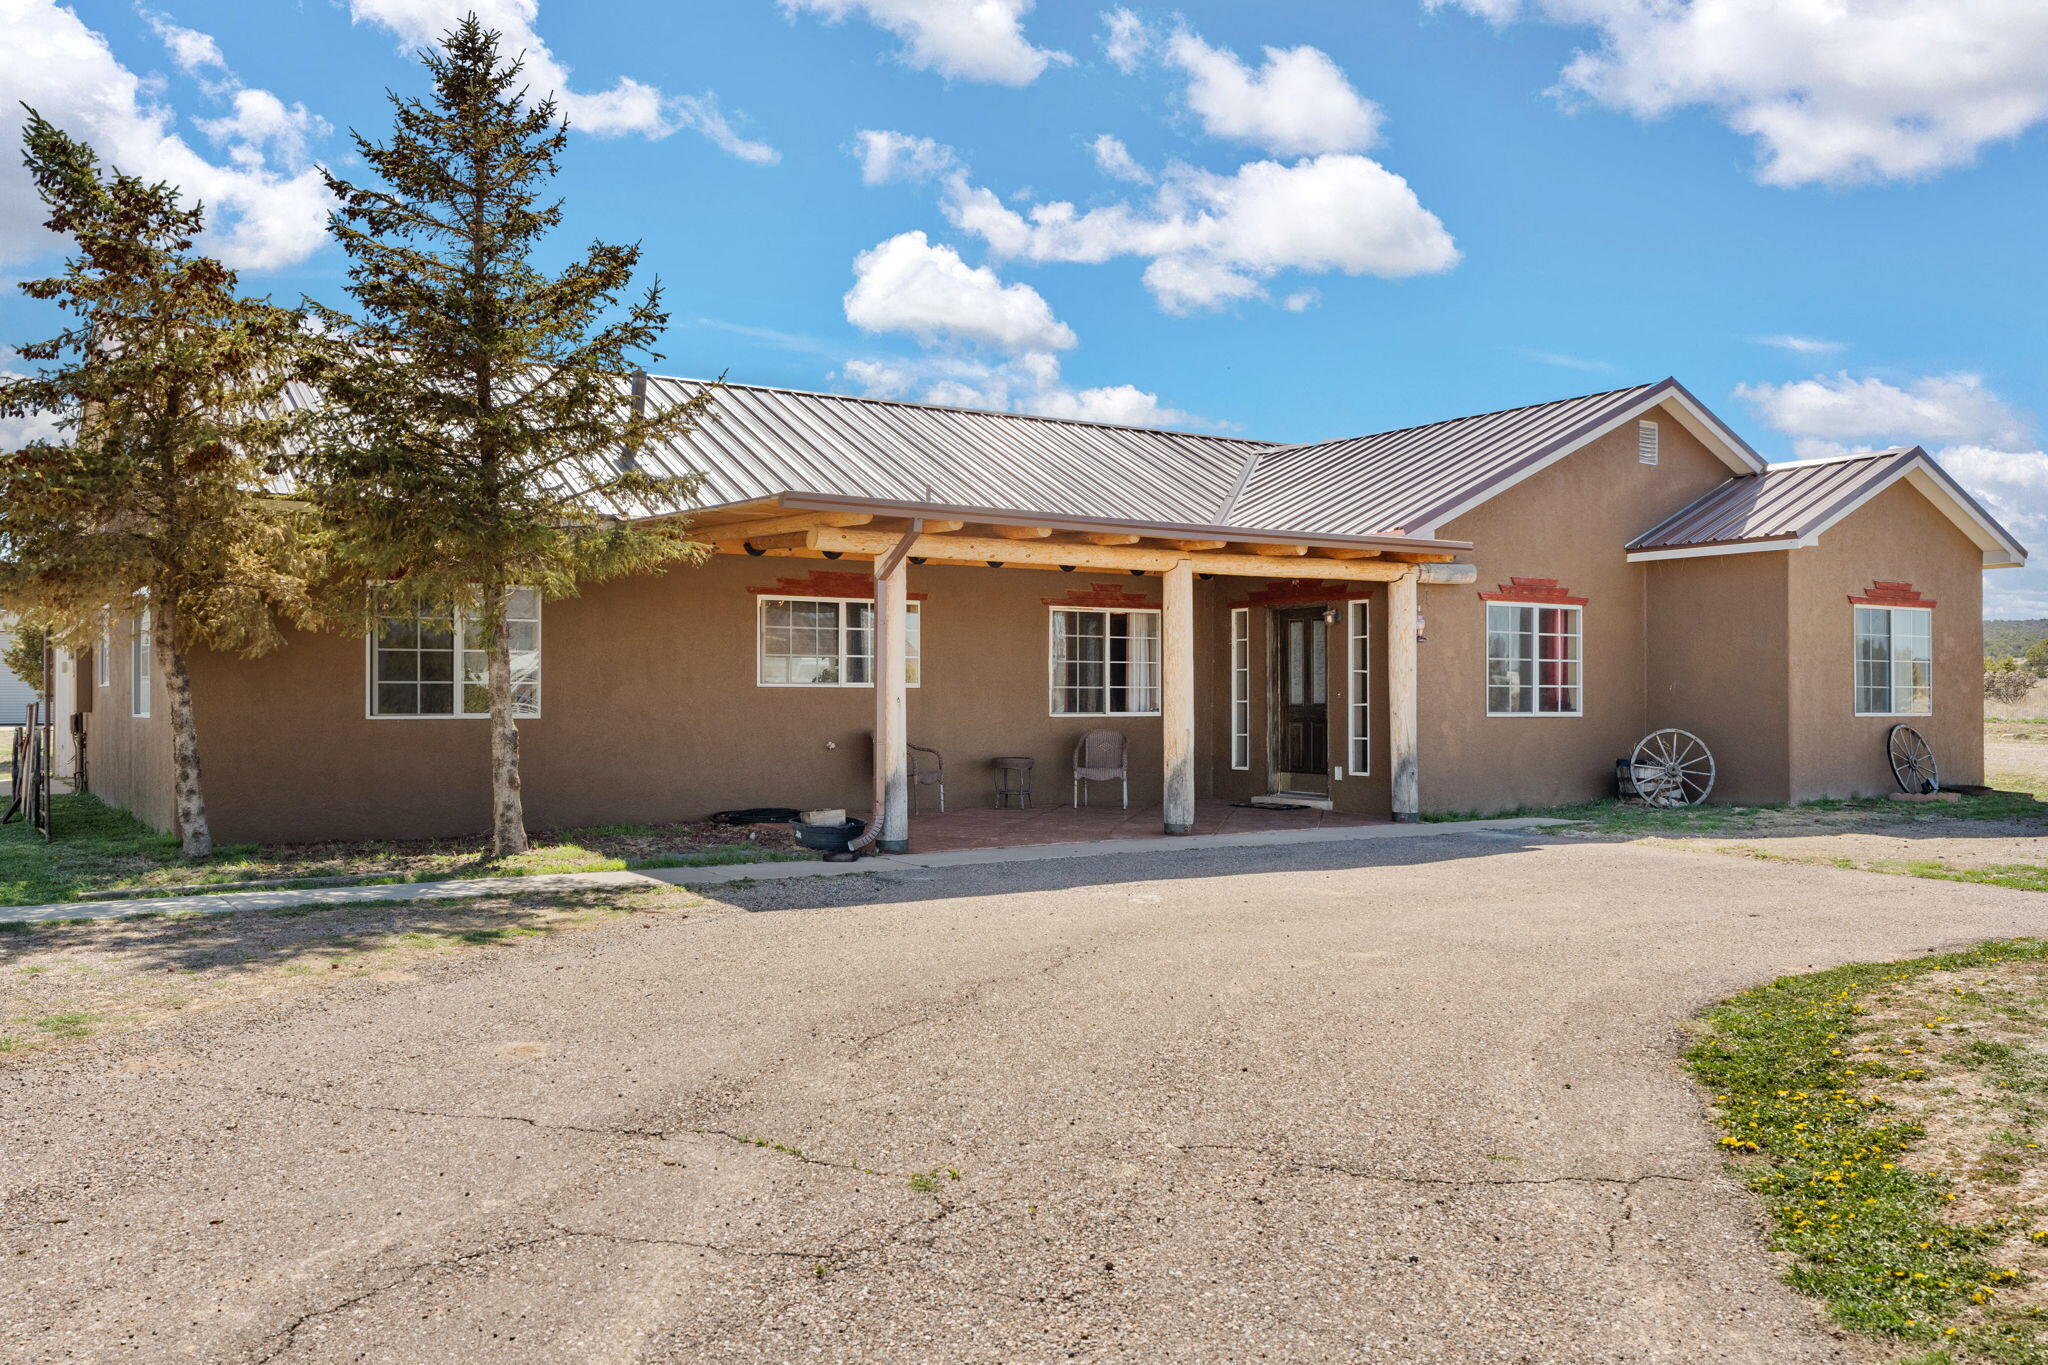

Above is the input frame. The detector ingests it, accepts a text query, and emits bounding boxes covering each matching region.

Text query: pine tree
[305,16,709,856]
[0,112,317,858]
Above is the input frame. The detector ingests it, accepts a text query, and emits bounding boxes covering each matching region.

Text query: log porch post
[1388,567,1420,821]
[873,541,912,853]
[1162,557,1196,835]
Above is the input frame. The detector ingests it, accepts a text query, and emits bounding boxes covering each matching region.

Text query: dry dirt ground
[9,834,2048,1363]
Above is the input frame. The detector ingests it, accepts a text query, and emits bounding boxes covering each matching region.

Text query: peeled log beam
[1417,562,1478,586]
[707,510,873,541]
[795,528,1425,580]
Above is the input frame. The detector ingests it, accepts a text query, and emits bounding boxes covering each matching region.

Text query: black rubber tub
[790,818,866,854]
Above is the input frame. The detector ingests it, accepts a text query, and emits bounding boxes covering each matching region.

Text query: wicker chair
[908,741,945,813]
[1071,729,1129,809]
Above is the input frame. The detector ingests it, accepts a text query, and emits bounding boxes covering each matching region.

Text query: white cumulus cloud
[348,0,777,159]
[140,8,225,78]
[854,129,961,185]
[1163,29,1382,156]
[0,1,331,270]
[1736,372,2029,451]
[1755,334,1845,355]
[1090,133,1151,183]
[844,230,1077,352]
[843,351,1195,427]
[783,0,1065,85]
[943,152,1459,313]
[1428,0,2048,187]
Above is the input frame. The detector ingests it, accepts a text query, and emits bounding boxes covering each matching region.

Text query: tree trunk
[155,600,213,860]
[484,590,527,857]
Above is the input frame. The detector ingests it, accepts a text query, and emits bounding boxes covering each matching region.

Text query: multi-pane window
[1229,608,1250,769]
[1855,606,1932,716]
[1050,608,1160,716]
[757,596,920,687]
[1348,599,1371,773]
[130,608,150,718]
[370,590,541,718]
[1485,602,1582,716]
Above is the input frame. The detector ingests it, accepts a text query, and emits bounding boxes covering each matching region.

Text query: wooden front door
[1271,607,1329,792]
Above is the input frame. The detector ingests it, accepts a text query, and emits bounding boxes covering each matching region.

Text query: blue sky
[4,0,2047,612]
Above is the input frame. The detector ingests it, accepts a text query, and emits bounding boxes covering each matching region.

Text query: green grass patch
[0,793,813,907]
[1686,940,2048,1361]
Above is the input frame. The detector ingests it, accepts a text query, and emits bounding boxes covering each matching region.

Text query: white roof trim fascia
[1626,537,1811,563]
[1413,382,1766,538]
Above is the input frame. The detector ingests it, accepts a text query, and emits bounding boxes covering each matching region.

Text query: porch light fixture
[909,556,927,566]
[1060,564,1075,571]
[986,560,1004,569]
[744,542,765,556]
[822,550,842,560]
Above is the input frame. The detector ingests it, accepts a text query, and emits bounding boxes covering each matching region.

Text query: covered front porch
[874,797,1383,854]
[695,491,1478,852]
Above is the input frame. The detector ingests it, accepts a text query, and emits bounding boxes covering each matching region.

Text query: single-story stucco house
[46,375,2026,849]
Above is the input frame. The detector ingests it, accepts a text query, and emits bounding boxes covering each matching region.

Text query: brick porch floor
[875,797,1383,853]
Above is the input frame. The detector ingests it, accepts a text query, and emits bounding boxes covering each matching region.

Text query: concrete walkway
[1,816,1568,924]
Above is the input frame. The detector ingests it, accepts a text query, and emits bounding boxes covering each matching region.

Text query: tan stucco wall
[1644,550,1792,805]
[81,614,175,833]
[166,556,1204,844]
[1786,481,1986,799]
[1416,402,1739,814]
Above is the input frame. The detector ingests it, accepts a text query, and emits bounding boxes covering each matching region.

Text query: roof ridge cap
[646,373,1277,446]
[1252,380,1662,457]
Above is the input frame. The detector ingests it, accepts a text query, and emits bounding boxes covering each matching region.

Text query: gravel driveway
[8,832,2048,1363]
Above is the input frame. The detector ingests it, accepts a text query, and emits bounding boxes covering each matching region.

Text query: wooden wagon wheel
[1628,728,1716,808]
[1887,724,1939,794]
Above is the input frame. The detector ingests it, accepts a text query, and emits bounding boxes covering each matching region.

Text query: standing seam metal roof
[632,377,1267,526]
[1626,450,1914,550]
[1225,382,1665,536]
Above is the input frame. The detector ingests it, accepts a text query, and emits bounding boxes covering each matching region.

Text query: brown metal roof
[1628,447,2027,567]
[1628,450,1913,551]
[1226,379,1717,537]
[632,376,1267,528]
[283,370,1802,554]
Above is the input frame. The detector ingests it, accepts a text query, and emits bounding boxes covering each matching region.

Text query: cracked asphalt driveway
[9,831,2048,1363]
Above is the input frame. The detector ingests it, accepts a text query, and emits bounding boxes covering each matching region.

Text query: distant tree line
[0,14,713,858]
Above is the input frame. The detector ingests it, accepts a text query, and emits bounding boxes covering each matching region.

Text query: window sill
[1485,711,1584,719]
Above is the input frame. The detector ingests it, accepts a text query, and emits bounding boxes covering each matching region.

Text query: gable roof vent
[1638,419,1659,466]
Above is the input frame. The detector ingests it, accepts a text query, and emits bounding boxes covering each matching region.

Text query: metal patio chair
[908,741,945,813]
[1071,729,1129,809]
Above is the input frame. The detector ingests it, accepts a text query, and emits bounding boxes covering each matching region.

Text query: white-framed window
[1485,602,1582,716]
[1854,605,1932,716]
[1229,608,1250,769]
[1050,607,1160,716]
[369,589,541,718]
[757,596,920,687]
[1347,599,1371,774]
[129,607,151,718]
[96,614,110,687]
